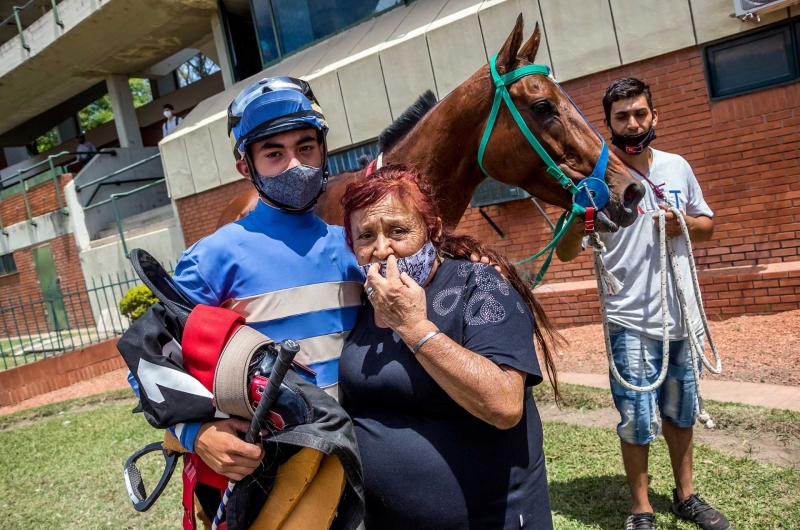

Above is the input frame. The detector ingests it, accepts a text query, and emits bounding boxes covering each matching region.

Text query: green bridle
[477,54,610,284]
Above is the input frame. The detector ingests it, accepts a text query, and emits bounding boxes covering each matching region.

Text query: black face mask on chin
[610,127,657,155]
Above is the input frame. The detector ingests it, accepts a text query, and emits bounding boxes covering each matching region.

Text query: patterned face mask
[252,164,325,211]
[360,240,437,286]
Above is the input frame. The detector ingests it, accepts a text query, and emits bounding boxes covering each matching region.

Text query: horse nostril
[623,182,645,208]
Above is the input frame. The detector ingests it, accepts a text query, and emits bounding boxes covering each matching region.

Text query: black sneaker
[625,512,655,530]
[672,489,732,530]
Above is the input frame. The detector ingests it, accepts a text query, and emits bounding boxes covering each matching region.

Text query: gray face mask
[253,164,325,211]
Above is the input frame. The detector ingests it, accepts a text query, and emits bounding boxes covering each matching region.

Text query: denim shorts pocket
[607,322,625,336]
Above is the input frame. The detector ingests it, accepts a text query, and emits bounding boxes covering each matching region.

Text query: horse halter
[477,54,611,283]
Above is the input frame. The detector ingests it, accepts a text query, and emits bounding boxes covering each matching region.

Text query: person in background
[162,103,183,138]
[75,134,97,168]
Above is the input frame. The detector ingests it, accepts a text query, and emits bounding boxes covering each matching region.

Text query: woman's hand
[366,255,433,343]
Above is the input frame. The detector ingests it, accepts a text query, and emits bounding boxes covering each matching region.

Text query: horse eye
[532,101,555,117]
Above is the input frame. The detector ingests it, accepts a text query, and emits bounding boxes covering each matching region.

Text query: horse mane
[378,90,438,152]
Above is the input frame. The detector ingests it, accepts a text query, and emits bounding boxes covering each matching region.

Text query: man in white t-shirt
[556,78,729,530]
[162,104,183,138]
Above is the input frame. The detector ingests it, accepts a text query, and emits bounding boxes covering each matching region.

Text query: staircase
[91,204,175,247]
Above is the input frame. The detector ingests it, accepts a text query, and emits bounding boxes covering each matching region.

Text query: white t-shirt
[162,116,183,138]
[597,148,713,340]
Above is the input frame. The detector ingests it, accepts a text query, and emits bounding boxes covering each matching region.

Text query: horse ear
[496,14,524,73]
[518,22,541,63]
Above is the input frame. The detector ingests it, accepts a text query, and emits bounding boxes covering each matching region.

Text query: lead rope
[592,206,722,428]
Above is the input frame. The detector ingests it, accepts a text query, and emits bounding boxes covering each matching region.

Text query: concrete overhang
[0,0,217,139]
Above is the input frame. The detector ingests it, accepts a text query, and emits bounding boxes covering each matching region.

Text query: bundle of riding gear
[118,249,364,530]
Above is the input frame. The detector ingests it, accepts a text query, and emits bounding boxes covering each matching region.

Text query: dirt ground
[552,309,800,387]
[538,403,800,469]
[0,368,130,417]
[2,309,799,417]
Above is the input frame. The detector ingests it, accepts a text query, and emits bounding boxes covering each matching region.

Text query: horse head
[215,15,644,233]
[467,16,644,231]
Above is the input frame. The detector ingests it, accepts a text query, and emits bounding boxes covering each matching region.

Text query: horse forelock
[378,90,438,152]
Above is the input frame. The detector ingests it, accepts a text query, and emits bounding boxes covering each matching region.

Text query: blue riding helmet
[227,77,329,160]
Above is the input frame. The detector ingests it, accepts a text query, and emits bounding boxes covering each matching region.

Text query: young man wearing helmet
[128,77,363,482]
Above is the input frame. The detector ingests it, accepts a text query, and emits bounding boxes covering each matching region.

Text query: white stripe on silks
[297,331,348,365]
[322,383,339,401]
[174,423,184,439]
[222,281,363,322]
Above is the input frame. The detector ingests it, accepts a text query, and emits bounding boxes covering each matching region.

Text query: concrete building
[2,0,800,336]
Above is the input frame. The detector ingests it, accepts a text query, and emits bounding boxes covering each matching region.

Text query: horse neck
[387,74,493,226]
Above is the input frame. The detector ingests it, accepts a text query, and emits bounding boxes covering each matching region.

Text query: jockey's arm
[127,370,263,481]
[555,215,586,263]
[195,420,264,481]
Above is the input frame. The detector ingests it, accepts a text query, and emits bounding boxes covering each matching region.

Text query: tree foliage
[78,78,152,133]
[30,128,60,156]
[177,53,220,88]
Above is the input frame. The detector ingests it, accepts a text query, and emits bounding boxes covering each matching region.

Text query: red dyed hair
[342,165,440,252]
[341,164,563,404]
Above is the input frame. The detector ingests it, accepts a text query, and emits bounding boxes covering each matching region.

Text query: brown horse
[217,16,645,235]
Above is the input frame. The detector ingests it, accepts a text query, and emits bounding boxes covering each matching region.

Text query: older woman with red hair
[338,165,561,529]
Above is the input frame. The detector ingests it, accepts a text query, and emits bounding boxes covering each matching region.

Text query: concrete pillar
[211,11,234,88]
[106,75,143,148]
[156,72,178,99]
[57,115,80,142]
[3,147,29,166]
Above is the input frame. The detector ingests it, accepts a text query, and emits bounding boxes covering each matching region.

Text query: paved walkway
[560,372,800,412]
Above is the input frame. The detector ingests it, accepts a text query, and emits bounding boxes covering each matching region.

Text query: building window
[470,179,530,208]
[327,142,530,210]
[329,142,380,175]
[704,17,800,99]
[251,0,405,67]
[0,253,17,277]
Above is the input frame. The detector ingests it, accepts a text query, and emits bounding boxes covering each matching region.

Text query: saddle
[118,249,364,530]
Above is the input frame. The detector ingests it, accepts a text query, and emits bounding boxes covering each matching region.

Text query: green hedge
[118,285,159,323]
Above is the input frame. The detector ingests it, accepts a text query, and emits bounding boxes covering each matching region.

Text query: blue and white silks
[129,199,363,451]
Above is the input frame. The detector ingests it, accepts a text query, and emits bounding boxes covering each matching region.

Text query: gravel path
[552,310,800,387]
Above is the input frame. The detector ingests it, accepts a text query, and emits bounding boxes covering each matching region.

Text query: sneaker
[625,512,656,530]
[672,489,732,530]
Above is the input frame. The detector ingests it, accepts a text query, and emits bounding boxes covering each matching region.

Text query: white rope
[592,206,722,428]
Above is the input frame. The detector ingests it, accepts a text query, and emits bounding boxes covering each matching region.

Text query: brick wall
[175,178,252,248]
[0,338,123,406]
[0,174,72,227]
[0,233,91,338]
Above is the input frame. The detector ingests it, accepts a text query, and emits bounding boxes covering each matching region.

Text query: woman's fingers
[398,272,418,289]
[385,255,401,281]
[366,262,387,288]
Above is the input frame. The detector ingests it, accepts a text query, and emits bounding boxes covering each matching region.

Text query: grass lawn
[0,388,798,529]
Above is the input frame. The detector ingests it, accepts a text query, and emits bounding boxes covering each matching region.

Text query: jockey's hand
[470,253,504,277]
[653,204,689,238]
[195,419,264,481]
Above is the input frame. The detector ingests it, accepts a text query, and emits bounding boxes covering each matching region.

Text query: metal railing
[76,152,161,205]
[0,0,63,51]
[78,152,165,258]
[83,178,166,257]
[0,264,174,371]
[0,149,116,234]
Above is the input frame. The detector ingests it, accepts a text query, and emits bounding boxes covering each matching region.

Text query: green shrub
[118,285,159,323]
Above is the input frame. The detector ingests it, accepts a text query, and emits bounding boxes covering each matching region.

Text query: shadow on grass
[550,474,673,530]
